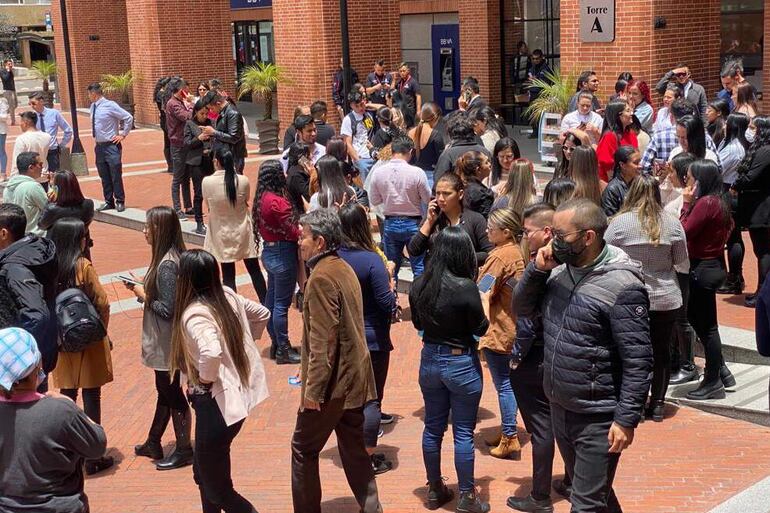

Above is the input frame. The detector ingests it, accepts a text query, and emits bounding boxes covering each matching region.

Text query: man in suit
[292,208,382,513]
[655,63,708,121]
[201,92,247,174]
[459,76,487,111]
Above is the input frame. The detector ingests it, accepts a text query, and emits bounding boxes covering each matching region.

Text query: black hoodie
[0,236,58,372]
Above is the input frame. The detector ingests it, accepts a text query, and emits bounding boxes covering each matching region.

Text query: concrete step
[93,199,205,247]
[667,362,770,427]
[700,326,770,366]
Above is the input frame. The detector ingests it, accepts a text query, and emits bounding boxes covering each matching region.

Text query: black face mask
[552,232,587,266]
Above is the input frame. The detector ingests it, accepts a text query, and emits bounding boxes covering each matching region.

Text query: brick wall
[763,0,770,113]
[272,0,401,132]
[50,0,132,110]
[126,0,236,125]
[560,0,720,108]
[458,0,501,105]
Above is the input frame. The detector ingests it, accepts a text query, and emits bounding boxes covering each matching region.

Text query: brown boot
[483,429,501,447]
[490,433,521,460]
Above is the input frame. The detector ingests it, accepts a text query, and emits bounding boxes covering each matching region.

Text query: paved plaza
[3,112,770,513]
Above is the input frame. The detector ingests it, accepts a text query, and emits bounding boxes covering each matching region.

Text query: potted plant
[523,67,577,124]
[237,62,291,154]
[100,70,136,121]
[30,60,57,107]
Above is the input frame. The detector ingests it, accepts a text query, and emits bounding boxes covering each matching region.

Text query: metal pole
[340,0,352,115]
[58,0,88,175]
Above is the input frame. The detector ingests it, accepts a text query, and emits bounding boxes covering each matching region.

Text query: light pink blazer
[181,287,270,426]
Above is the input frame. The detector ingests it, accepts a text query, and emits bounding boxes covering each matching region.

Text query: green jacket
[2,175,48,236]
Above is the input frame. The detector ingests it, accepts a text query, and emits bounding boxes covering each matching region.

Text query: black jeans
[749,227,770,291]
[726,225,745,276]
[688,259,726,377]
[61,387,102,424]
[672,273,695,371]
[510,346,554,501]
[649,310,677,403]
[221,258,267,303]
[363,350,390,448]
[191,392,255,513]
[95,142,125,205]
[170,145,191,212]
[155,370,189,412]
[47,147,61,172]
[291,399,380,513]
[188,164,205,223]
[551,404,622,513]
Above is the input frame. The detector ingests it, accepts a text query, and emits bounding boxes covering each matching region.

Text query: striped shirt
[718,138,746,185]
[604,209,690,311]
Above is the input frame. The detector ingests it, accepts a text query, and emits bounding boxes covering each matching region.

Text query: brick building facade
[50,0,770,128]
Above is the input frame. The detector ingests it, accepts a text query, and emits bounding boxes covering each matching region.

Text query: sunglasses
[674,72,688,78]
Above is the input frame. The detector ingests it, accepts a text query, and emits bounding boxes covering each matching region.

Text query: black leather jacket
[214,103,247,160]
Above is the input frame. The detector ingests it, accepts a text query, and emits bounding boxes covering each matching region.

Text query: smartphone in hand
[477,273,496,293]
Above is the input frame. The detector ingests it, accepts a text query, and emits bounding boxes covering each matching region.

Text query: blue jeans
[262,241,298,350]
[382,217,424,281]
[483,348,518,437]
[419,343,483,493]
[354,158,375,182]
[0,133,7,176]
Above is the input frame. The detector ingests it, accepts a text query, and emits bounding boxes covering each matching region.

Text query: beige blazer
[181,287,270,426]
[202,170,258,263]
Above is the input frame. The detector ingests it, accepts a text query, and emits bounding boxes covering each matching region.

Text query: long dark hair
[252,160,292,243]
[739,116,770,173]
[472,106,507,140]
[215,148,239,206]
[602,101,629,135]
[145,206,186,305]
[287,141,311,168]
[412,226,477,324]
[670,152,696,186]
[454,151,486,184]
[49,218,86,292]
[555,131,583,179]
[689,159,731,225]
[170,250,249,386]
[543,177,576,208]
[192,100,210,126]
[315,155,349,208]
[612,145,639,180]
[490,137,521,187]
[707,99,730,146]
[325,136,349,162]
[339,202,377,252]
[677,115,706,159]
[52,170,86,207]
[723,112,749,149]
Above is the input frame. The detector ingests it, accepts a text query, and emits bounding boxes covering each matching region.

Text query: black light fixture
[58,0,88,175]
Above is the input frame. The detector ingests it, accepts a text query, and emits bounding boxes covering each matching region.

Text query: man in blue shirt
[87,83,133,212]
[28,92,72,173]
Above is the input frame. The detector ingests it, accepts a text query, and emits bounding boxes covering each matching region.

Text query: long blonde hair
[170,250,250,386]
[570,146,602,205]
[488,207,528,257]
[617,174,663,245]
[500,159,536,215]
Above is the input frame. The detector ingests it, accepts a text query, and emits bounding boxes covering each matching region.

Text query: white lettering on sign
[579,0,615,42]
[440,38,453,45]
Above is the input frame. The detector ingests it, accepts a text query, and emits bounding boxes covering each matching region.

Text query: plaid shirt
[640,126,719,173]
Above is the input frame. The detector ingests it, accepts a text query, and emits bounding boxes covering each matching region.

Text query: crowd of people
[1,54,770,513]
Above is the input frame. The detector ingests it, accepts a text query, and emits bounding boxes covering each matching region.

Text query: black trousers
[47,147,61,173]
[749,227,770,291]
[291,399,381,513]
[221,258,267,303]
[170,145,191,212]
[688,263,725,377]
[672,273,695,371]
[155,370,189,412]
[191,392,255,513]
[551,404,622,513]
[95,142,125,205]
[510,346,554,500]
[188,164,205,223]
[363,350,390,448]
[649,310,677,403]
[61,387,102,424]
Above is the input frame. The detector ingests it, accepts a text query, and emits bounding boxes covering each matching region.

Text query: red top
[596,130,638,182]
[680,196,733,260]
[258,191,301,242]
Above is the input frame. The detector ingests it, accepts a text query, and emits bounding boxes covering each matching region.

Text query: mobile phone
[477,273,496,293]
[117,275,143,286]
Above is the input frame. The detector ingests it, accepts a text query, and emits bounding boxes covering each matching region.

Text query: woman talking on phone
[127,206,193,470]
[478,208,526,459]
[408,172,493,266]
[38,170,95,259]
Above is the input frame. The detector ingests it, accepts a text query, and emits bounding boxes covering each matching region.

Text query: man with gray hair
[514,198,653,513]
[291,208,382,513]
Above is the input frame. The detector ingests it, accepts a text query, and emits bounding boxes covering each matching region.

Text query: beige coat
[181,287,270,426]
[202,170,258,263]
[52,258,113,389]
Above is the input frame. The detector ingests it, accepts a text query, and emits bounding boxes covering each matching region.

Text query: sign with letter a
[579,0,615,42]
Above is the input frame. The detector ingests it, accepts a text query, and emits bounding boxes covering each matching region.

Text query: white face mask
[746,127,756,144]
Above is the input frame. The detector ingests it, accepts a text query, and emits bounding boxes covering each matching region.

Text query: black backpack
[55,288,106,352]
[0,269,19,330]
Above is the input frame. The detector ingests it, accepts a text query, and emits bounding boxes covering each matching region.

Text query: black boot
[269,344,277,360]
[720,364,736,388]
[552,478,572,498]
[134,404,170,459]
[85,455,115,475]
[426,480,454,510]
[194,222,206,235]
[686,373,726,400]
[669,365,699,385]
[370,453,393,475]
[506,494,554,512]
[456,490,490,513]
[155,409,194,470]
[276,345,301,365]
[717,274,741,294]
[648,400,665,422]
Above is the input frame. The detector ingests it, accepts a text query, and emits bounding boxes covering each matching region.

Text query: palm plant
[237,62,291,120]
[30,60,57,93]
[100,70,136,105]
[523,68,578,124]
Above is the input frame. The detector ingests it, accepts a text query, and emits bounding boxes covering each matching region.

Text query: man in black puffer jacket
[515,198,652,513]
